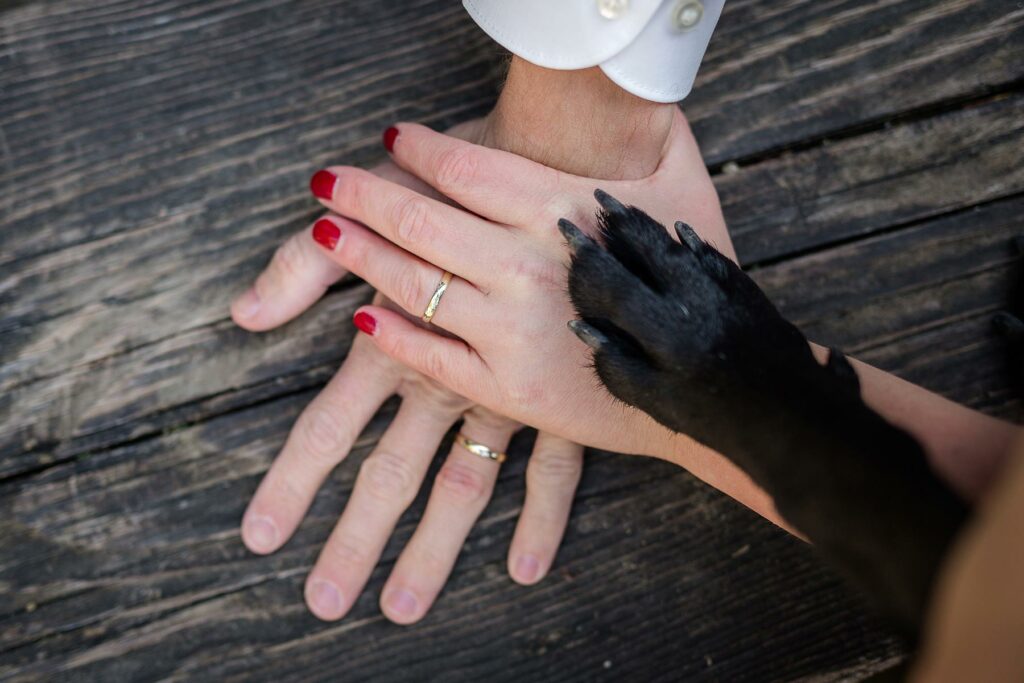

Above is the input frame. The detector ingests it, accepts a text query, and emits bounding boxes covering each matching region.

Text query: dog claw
[558,218,590,255]
[594,188,628,215]
[673,221,702,251]
[568,320,608,351]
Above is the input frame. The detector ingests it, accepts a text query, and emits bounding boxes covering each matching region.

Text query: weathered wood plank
[691,0,1024,164]
[1,0,1019,680]
[5,89,1021,408]
[2,0,1020,263]
[0,0,499,261]
[3,191,1018,479]
[0,397,901,682]
[722,93,1024,264]
[754,196,1024,417]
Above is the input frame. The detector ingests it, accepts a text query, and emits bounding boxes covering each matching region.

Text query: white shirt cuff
[463,0,724,103]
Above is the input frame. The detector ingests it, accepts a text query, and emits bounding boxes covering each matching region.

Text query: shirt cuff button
[672,0,704,31]
[597,0,629,20]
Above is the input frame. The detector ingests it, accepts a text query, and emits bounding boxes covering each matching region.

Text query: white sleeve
[462,0,724,103]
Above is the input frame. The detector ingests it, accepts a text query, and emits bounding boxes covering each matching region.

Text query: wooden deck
[2,0,1022,680]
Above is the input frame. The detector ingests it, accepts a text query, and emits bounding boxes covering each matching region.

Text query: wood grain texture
[1,0,1021,680]
[0,400,901,683]
[691,0,1024,164]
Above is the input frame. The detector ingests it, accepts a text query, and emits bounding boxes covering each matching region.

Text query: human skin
[911,435,1024,682]
[309,111,1017,516]
[232,57,682,624]
[235,56,1017,626]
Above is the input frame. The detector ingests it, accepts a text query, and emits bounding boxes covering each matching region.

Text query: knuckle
[415,545,451,577]
[358,450,418,508]
[542,193,587,230]
[435,461,489,507]
[433,147,477,193]
[338,168,371,208]
[393,195,434,246]
[408,378,472,417]
[391,267,427,314]
[465,408,515,434]
[297,404,349,465]
[270,234,309,283]
[324,536,372,568]
[527,449,583,489]
[506,256,564,291]
[503,381,544,412]
[421,346,449,382]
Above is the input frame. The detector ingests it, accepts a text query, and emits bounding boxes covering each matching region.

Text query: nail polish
[353,311,377,335]
[383,126,398,153]
[312,218,341,250]
[310,169,337,200]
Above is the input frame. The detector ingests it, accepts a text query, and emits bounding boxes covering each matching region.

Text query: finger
[309,165,512,286]
[309,215,485,336]
[304,397,462,621]
[352,304,490,404]
[380,410,516,624]
[508,433,583,585]
[241,338,399,555]
[231,225,347,331]
[383,122,577,227]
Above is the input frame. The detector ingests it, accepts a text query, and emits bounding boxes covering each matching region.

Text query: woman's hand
[233,122,585,625]
[309,109,750,473]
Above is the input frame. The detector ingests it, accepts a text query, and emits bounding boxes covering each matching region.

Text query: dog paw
[562,190,967,636]
[563,189,821,447]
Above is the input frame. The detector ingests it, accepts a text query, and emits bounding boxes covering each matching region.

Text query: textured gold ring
[422,270,454,324]
[455,432,507,463]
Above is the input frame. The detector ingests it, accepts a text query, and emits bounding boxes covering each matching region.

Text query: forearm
[485,55,1018,521]
[483,57,675,180]
[840,352,1017,501]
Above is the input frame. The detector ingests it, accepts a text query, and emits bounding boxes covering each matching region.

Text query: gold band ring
[455,432,507,463]
[422,270,454,324]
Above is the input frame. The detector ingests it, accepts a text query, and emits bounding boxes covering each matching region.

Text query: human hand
[306,107,734,460]
[233,121,584,625]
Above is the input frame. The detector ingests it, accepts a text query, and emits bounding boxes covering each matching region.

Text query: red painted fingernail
[353,311,377,335]
[383,126,398,153]
[312,218,341,250]
[310,169,337,200]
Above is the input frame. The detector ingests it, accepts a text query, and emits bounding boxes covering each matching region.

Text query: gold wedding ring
[422,270,454,324]
[456,432,507,463]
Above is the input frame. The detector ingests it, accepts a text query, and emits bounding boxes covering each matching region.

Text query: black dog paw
[562,189,817,444]
[563,190,967,638]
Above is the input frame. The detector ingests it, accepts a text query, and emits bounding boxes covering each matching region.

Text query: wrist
[480,57,675,180]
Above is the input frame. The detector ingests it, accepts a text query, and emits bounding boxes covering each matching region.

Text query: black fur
[564,190,969,639]
[992,235,1024,386]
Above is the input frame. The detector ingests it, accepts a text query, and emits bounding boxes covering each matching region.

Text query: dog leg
[563,191,968,638]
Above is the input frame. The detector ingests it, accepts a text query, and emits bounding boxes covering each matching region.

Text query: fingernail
[383,126,399,153]
[312,218,341,250]
[515,554,541,584]
[233,288,261,319]
[310,169,337,200]
[385,588,418,619]
[244,515,279,553]
[308,579,343,619]
[353,311,377,335]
